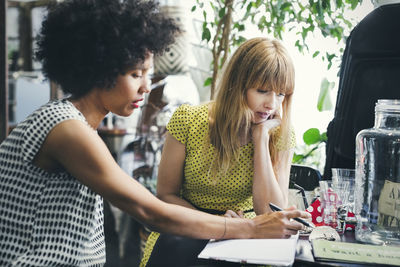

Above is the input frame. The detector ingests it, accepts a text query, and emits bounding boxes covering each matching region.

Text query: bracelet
[220,217,227,240]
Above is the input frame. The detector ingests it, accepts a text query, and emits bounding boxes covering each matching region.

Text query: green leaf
[301,28,308,40]
[321,132,328,142]
[246,2,252,13]
[317,78,334,111]
[321,0,330,9]
[350,0,359,9]
[204,77,212,87]
[316,0,324,20]
[219,7,226,18]
[234,22,245,31]
[303,128,321,145]
[281,2,292,11]
[235,35,246,45]
[191,5,196,12]
[312,51,320,58]
[295,40,304,53]
[202,27,211,42]
[210,2,215,11]
[292,153,305,163]
[343,18,353,28]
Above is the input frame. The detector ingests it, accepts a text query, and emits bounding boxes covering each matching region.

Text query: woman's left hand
[224,210,244,218]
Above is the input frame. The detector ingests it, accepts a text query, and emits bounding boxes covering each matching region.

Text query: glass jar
[355,99,400,245]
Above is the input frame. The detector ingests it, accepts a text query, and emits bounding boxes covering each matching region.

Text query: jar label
[378,180,400,227]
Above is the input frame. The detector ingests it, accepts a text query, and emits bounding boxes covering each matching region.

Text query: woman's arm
[155,132,196,209]
[158,104,246,219]
[156,132,246,219]
[273,148,294,205]
[38,119,307,239]
[251,119,292,214]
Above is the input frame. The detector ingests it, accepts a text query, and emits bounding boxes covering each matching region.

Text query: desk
[196,231,392,267]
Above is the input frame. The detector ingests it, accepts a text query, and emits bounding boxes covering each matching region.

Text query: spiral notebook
[198,234,298,266]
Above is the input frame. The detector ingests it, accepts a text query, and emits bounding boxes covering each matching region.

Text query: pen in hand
[269,203,315,228]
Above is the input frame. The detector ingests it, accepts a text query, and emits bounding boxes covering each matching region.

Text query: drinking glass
[319,180,350,234]
[332,168,357,230]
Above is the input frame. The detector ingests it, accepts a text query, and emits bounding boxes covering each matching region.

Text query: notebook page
[198,234,298,266]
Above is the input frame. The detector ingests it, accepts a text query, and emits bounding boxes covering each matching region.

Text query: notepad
[198,235,298,266]
[312,239,400,266]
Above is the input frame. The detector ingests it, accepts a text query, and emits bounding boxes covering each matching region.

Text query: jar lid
[375,99,400,112]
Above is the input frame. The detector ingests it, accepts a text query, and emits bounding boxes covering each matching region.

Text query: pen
[269,202,315,228]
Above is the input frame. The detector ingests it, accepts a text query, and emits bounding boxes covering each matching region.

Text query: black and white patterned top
[0,99,105,266]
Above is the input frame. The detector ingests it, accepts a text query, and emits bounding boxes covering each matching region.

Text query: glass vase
[355,99,400,245]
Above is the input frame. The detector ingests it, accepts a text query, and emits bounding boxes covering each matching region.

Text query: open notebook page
[198,234,298,266]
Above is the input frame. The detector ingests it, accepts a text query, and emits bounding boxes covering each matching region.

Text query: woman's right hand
[250,207,310,239]
[251,113,281,144]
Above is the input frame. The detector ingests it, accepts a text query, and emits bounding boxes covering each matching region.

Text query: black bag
[324,3,400,179]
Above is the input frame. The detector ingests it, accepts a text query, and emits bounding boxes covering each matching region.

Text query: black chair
[290,164,322,190]
[289,164,322,208]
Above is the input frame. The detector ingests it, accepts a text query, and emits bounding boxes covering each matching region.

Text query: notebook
[312,239,400,266]
[198,234,298,266]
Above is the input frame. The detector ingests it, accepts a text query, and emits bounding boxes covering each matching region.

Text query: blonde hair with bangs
[209,37,295,175]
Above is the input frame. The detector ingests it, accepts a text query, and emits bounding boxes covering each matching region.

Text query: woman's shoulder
[12,99,81,133]
[175,102,208,113]
[27,99,83,122]
[173,103,209,121]
[18,99,89,140]
[167,103,209,145]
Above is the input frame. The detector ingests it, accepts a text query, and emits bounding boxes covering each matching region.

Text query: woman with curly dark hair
[0,0,309,266]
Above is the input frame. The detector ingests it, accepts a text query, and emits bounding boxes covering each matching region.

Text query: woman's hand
[224,210,244,218]
[250,207,311,239]
[251,113,281,143]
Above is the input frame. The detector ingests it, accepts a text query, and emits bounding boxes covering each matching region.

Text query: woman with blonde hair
[141,37,298,266]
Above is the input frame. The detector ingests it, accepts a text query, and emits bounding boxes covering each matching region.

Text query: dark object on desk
[324,3,400,179]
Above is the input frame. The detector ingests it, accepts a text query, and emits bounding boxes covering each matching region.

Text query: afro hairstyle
[35,0,181,98]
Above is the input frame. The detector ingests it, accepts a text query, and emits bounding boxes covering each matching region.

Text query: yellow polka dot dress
[140,104,295,266]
